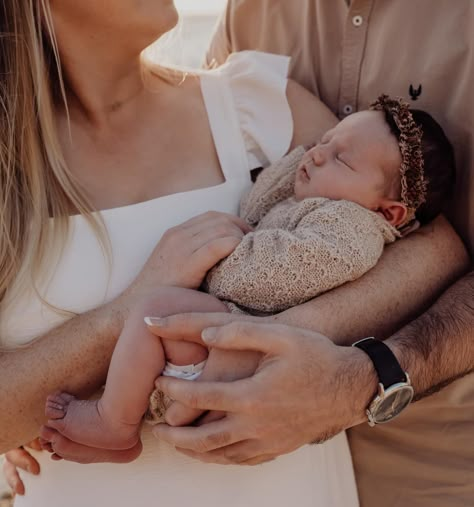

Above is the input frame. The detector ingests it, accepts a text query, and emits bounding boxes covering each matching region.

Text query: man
[146,2,473,506]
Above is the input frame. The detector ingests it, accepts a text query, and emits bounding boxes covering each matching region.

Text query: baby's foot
[39,426,143,464]
[45,392,140,451]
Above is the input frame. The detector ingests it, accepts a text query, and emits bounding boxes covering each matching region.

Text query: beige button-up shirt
[207,1,474,506]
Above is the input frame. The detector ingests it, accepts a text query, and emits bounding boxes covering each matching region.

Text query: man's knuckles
[193,430,233,453]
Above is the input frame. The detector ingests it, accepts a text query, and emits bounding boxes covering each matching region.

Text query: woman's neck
[54,24,158,129]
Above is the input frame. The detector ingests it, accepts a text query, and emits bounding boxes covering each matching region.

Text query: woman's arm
[0,211,250,453]
[0,301,122,452]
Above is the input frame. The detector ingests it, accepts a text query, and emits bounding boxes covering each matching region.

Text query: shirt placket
[338,0,376,118]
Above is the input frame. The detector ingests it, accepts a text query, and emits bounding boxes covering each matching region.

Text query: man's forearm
[0,299,124,452]
[388,270,474,398]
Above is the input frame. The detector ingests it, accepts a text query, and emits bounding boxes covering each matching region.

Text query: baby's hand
[159,348,261,427]
[3,439,42,496]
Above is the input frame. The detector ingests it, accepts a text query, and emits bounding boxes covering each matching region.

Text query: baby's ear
[378,199,408,227]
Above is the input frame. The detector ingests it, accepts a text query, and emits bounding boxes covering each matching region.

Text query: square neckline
[72,69,250,219]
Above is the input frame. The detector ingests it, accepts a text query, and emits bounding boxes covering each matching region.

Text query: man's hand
[162,347,262,427]
[148,315,377,465]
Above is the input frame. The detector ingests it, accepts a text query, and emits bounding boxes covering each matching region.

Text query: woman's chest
[60,90,225,210]
[1,179,251,348]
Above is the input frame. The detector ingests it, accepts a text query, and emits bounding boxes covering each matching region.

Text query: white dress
[7,51,359,507]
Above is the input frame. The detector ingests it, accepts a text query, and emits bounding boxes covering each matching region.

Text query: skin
[146,267,473,466]
[0,0,338,478]
[294,110,408,227]
[2,0,470,492]
[33,106,413,454]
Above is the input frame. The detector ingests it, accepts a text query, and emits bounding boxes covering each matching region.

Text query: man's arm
[150,268,472,465]
[274,215,469,343]
[388,270,473,398]
[148,216,471,464]
[274,214,473,397]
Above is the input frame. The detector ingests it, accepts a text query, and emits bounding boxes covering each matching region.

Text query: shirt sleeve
[217,50,293,169]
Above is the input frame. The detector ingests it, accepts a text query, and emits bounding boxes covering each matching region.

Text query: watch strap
[353,337,407,389]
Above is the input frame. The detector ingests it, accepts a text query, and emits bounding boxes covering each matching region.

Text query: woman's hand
[125,211,251,298]
[3,439,42,496]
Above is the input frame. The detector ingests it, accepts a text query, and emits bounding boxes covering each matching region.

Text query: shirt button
[352,15,363,27]
[343,104,353,115]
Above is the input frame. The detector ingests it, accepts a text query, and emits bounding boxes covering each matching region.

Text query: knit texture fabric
[148,147,400,422]
[205,146,400,314]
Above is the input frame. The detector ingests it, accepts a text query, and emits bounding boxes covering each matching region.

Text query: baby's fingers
[27,438,43,452]
[3,459,24,496]
[3,444,41,497]
[4,446,41,475]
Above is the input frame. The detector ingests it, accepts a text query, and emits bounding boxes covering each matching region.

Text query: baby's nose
[312,147,326,166]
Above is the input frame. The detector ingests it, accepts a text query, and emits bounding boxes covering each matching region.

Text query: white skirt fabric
[15,427,358,507]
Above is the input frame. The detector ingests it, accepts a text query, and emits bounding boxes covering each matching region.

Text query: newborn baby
[42,95,455,457]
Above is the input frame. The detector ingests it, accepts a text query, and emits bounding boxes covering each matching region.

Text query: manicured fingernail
[202,327,217,343]
[144,317,165,327]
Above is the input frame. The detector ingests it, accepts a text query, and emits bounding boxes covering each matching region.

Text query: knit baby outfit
[206,146,400,314]
[146,146,399,424]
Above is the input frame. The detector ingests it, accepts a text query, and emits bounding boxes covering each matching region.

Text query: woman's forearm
[0,211,257,452]
[0,298,125,452]
[271,215,470,343]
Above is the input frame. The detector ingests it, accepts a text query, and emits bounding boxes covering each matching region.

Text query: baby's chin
[293,181,305,201]
[293,180,323,202]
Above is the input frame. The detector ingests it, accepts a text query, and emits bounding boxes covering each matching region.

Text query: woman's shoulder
[202,50,293,169]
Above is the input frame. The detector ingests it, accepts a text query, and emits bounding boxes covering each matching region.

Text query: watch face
[371,384,414,424]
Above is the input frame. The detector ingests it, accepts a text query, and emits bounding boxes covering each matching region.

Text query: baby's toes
[45,392,74,420]
[45,401,66,421]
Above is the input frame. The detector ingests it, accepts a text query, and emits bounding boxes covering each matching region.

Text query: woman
[0,1,466,506]
[0,0,357,505]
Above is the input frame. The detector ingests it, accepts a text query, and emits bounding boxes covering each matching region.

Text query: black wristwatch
[352,337,414,426]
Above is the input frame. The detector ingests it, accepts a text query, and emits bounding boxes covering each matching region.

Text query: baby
[43,95,455,455]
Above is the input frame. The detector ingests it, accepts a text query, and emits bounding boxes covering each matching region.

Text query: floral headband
[370,94,428,223]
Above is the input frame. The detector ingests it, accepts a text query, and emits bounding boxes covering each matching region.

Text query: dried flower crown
[370,94,428,223]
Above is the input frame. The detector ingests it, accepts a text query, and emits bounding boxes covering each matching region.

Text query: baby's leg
[45,304,167,450]
[45,288,228,451]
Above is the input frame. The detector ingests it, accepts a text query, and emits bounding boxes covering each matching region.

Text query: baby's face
[294,110,402,210]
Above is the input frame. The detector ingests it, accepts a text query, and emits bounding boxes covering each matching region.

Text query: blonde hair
[0,1,104,315]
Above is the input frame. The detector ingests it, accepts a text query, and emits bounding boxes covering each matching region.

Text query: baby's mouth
[299,161,312,181]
